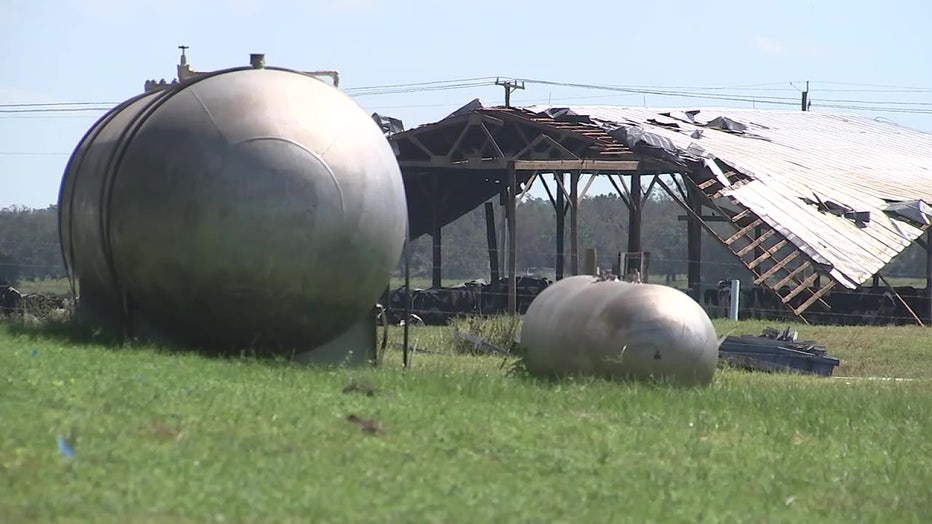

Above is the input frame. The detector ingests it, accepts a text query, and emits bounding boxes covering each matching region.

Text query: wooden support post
[926,229,932,324]
[570,172,580,276]
[431,176,442,288]
[484,201,499,283]
[499,189,507,279]
[507,163,518,315]
[555,173,565,280]
[686,177,702,300]
[584,248,598,276]
[627,173,642,255]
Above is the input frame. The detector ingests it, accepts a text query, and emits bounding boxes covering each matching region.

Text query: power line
[812,103,932,114]
[342,76,498,92]
[0,107,113,113]
[811,97,932,107]
[346,81,495,97]
[2,77,931,118]
[0,152,70,156]
[0,101,119,108]
[812,80,932,91]
[0,115,104,120]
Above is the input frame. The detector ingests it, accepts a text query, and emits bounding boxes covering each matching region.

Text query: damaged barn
[384,102,932,326]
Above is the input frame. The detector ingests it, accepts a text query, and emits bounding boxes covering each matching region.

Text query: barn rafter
[387,102,932,324]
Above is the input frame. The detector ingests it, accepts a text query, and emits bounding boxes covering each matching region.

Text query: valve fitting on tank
[250,53,266,69]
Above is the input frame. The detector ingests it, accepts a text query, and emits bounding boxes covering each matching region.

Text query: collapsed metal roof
[522,104,932,289]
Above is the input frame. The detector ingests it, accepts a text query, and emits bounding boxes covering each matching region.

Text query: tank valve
[250,53,266,69]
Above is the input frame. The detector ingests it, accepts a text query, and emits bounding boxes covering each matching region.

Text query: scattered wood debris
[346,414,384,434]
[342,380,392,397]
[450,329,512,356]
[719,326,840,377]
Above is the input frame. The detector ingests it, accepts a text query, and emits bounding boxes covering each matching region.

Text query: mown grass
[1,318,930,523]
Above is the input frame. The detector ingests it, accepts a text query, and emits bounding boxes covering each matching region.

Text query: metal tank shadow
[4,309,379,367]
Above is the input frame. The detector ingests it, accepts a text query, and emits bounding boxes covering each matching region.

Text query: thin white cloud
[0,87,59,105]
[751,35,831,60]
[229,0,264,15]
[319,0,379,14]
[67,0,189,17]
[752,36,785,56]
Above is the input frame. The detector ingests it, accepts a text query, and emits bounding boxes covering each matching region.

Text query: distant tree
[0,205,66,283]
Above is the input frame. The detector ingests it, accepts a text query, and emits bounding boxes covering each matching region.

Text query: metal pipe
[303,70,340,88]
[728,279,741,321]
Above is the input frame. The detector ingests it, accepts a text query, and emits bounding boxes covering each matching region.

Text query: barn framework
[385,102,932,324]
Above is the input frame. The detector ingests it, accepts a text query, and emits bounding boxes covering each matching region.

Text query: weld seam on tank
[237,136,347,215]
[96,91,173,320]
[190,89,227,142]
[57,91,153,299]
[95,66,262,322]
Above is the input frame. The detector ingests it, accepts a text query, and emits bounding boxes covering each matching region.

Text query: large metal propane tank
[58,64,407,360]
[519,275,720,386]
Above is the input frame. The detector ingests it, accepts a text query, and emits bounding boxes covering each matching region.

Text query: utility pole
[495,78,525,108]
[801,80,810,111]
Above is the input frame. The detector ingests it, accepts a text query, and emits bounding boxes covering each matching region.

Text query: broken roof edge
[521,103,932,135]
[384,99,932,141]
[519,104,932,290]
[386,100,932,294]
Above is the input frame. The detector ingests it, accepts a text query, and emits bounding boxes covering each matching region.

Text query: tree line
[1,196,928,290]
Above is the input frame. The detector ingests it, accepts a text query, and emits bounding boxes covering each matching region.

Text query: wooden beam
[516,171,539,205]
[485,202,499,283]
[748,240,789,271]
[514,160,640,171]
[513,134,579,161]
[878,273,924,327]
[507,162,518,315]
[555,173,566,280]
[926,228,932,324]
[678,215,730,222]
[400,159,643,171]
[398,158,506,169]
[753,249,798,282]
[570,172,580,276]
[628,173,642,254]
[479,121,506,160]
[735,229,776,257]
[606,174,632,210]
[578,173,598,201]
[792,281,836,316]
[431,175,442,288]
[686,182,702,298]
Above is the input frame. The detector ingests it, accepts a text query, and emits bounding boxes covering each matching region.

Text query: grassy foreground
[1,319,930,523]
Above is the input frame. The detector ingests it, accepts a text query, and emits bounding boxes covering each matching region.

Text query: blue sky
[2,0,931,209]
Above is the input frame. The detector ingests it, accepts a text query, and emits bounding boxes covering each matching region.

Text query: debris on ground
[342,380,392,397]
[450,329,512,356]
[719,326,840,377]
[346,414,384,434]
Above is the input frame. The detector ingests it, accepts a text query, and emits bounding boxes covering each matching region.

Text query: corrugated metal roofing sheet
[523,105,932,288]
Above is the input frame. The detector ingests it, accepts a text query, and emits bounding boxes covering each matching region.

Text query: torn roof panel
[522,105,932,288]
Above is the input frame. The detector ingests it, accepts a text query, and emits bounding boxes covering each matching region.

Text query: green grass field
[1,318,930,523]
